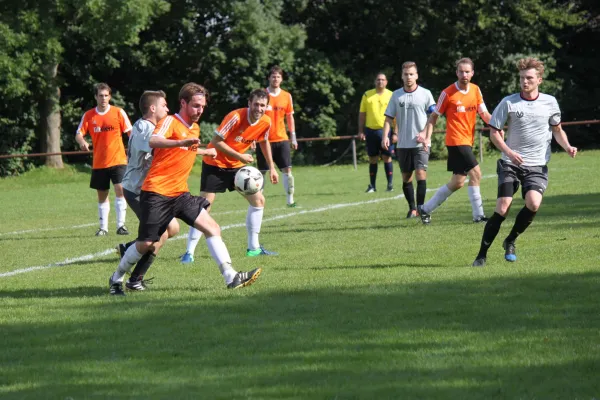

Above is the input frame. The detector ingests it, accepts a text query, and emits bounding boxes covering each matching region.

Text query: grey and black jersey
[490,93,561,166]
[385,86,435,149]
[121,119,155,195]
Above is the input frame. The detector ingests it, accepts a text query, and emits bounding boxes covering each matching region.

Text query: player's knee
[166,221,180,238]
[248,192,265,208]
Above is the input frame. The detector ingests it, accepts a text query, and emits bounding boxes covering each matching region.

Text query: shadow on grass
[536,192,600,220]
[2,271,599,399]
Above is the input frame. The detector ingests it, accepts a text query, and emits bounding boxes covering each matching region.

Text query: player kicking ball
[181,89,279,263]
[472,58,577,267]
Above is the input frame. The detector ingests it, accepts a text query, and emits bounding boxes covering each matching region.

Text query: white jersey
[121,119,155,194]
[384,86,435,148]
[490,93,561,166]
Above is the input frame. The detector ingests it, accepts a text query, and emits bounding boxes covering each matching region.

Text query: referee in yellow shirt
[358,73,395,192]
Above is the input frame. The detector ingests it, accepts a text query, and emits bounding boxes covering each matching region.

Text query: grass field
[1,151,599,399]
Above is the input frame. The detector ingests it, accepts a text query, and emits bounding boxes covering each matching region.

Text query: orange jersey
[265,88,294,142]
[435,83,485,146]
[141,114,200,197]
[76,105,132,169]
[204,108,271,169]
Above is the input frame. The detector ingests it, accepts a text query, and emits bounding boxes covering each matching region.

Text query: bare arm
[381,116,394,150]
[489,128,523,165]
[211,135,253,164]
[417,113,439,151]
[358,112,366,140]
[258,140,279,184]
[75,133,90,151]
[287,113,298,149]
[149,135,199,149]
[551,124,577,158]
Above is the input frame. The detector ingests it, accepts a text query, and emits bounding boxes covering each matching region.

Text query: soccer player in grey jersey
[382,61,436,218]
[472,58,577,267]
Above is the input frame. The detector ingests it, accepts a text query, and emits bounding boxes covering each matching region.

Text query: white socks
[206,236,236,284]
[111,244,143,283]
[115,196,127,228]
[246,205,264,250]
[98,201,110,231]
[468,186,484,218]
[186,227,203,255]
[283,172,295,204]
[422,184,453,214]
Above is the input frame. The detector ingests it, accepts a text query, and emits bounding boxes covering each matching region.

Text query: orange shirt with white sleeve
[76,105,132,169]
[435,82,486,147]
[204,108,271,169]
[141,114,200,197]
[265,88,294,143]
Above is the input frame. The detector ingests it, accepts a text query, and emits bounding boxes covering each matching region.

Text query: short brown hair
[402,61,417,72]
[139,90,166,115]
[248,88,270,105]
[94,83,111,95]
[517,57,545,77]
[178,82,209,104]
[456,57,475,70]
[269,65,284,78]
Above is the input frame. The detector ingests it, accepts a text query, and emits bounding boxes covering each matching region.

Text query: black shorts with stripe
[496,159,548,199]
[137,191,210,242]
[200,161,240,193]
[447,145,478,175]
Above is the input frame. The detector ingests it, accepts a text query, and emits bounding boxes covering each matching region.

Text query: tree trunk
[40,62,64,169]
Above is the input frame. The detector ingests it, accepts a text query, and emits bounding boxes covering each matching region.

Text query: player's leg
[398,148,416,217]
[277,142,296,207]
[115,188,142,259]
[365,128,380,192]
[473,160,519,266]
[111,165,129,235]
[91,168,111,236]
[415,147,429,215]
[467,165,486,222]
[420,146,465,223]
[183,196,260,289]
[181,161,221,263]
[382,131,395,191]
[245,190,277,256]
[502,165,547,262]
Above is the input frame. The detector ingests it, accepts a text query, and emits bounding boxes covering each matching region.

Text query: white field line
[0,174,498,278]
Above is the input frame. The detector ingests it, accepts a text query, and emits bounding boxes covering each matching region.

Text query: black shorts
[447,145,478,175]
[497,159,548,199]
[90,165,126,191]
[365,127,395,157]
[123,188,142,219]
[396,147,429,173]
[200,161,239,193]
[256,141,292,171]
[137,191,210,242]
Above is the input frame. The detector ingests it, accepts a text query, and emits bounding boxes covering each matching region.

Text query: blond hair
[455,57,474,70]
[402,61,417,72]
[517,57,545,77]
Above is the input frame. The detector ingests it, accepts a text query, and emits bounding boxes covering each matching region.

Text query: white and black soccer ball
[234,166,264,195]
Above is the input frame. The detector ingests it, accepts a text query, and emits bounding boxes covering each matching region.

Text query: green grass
[1,151,599,399]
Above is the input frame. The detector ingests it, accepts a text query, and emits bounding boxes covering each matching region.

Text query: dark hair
[139,90,166,115]
[94,83,111,95]
[269,65,284,78]
[248,88,270,104]
[178,82,209,103]
[455,57,475,70]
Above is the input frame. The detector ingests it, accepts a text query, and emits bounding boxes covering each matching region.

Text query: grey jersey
[490,93,561,166]
[121,119,155,194]
[385,86,435,148]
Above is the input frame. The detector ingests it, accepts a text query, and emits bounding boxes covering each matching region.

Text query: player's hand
[291,141,298,150]
[381,136,389,150]
[202,148,217,158]
[181,138,200,147]
[250,141,257,151]
[240,153,254,164]
[358,132,365,141]
[391,133,398,144]
[567,146,578,158]
[269,168,279,184]
[79,142,90,151]
[507,150,524,166]
[416,131,426,144]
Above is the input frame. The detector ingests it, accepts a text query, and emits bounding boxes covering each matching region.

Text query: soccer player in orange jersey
[108,83,261,295]
[76,83,133,236]
[181,89,279,263]
[416,58,502,224]
[255,65,298,207]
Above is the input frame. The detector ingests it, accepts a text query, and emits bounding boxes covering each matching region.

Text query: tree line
[1,0,598,176]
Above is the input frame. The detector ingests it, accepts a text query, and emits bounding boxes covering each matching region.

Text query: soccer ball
[234,166,264,195]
